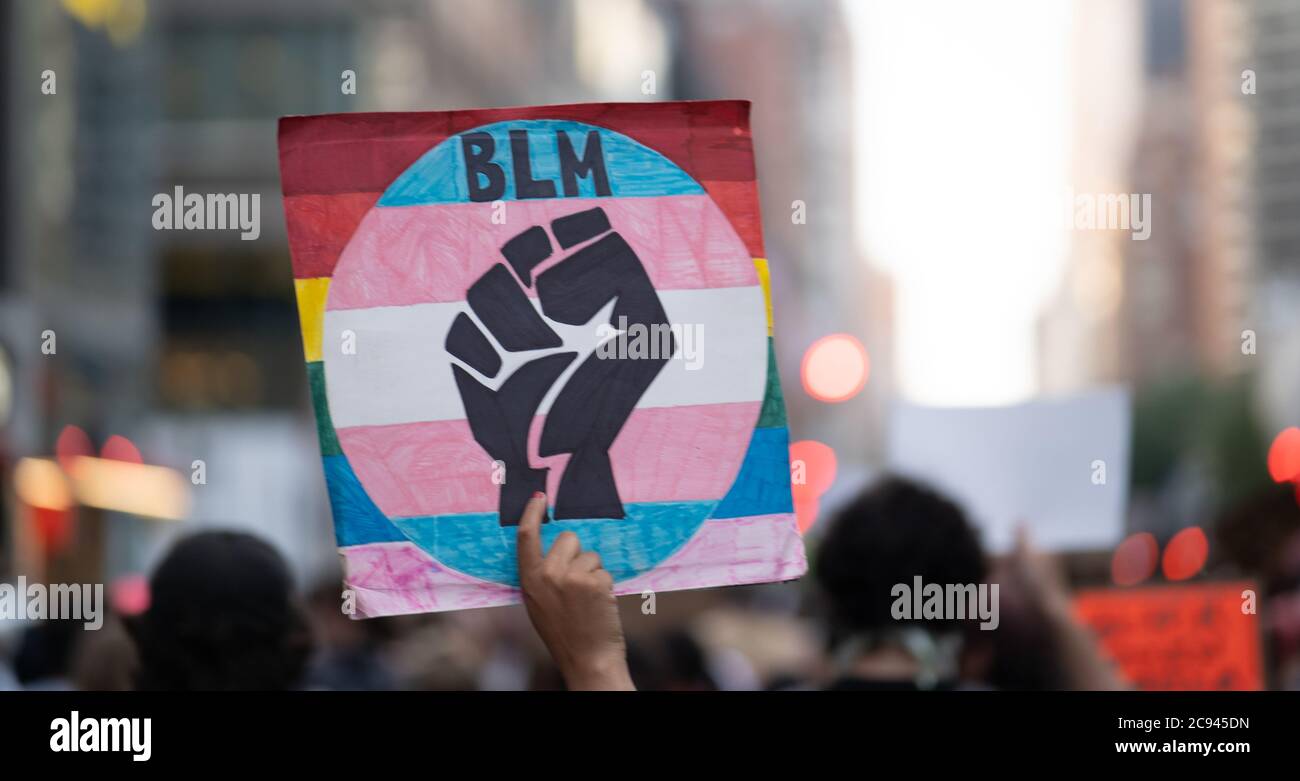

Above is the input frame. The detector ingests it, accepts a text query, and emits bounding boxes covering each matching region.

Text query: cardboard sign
[278,102,804,617]
[1074,582,1263,691]
[886,388,1131,552]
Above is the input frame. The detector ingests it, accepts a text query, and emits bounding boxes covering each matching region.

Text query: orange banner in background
[1074,581,1263,691]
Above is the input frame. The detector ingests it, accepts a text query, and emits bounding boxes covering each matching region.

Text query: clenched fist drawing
[445,207,675,525]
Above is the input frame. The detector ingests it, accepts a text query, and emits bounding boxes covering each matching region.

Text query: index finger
[516,492,548,575]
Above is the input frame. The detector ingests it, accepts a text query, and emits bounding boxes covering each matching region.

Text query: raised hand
[515,492,633,690]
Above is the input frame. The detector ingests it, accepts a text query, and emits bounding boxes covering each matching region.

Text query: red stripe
[284,192,379,279]
[279,101,762,278]
[278,100,755,195]
[701,179,766,257]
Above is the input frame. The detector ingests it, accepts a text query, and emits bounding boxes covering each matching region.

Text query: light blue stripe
[712,427,795,519]
[322,455,408,547]
[378,119,704,206]
[391,500,716,586]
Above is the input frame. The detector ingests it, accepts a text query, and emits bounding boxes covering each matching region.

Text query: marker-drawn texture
[279,102,805,616]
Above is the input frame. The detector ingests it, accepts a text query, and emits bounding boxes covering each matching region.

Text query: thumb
[516,492,547,575]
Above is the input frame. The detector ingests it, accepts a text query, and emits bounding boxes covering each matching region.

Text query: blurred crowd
[3,0,1300,695]
[3,474,1298,692]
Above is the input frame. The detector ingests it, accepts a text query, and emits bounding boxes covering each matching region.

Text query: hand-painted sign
[1074,582,1263,691]
[278,102,804,616]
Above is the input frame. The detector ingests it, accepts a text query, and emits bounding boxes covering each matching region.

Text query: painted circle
[324,120,767,586]
[801,333,868,403]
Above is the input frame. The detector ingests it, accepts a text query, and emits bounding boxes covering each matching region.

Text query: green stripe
[306,361,342,456]
[757,337,788,428]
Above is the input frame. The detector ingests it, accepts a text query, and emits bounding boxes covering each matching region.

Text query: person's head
[626,629,718,691]
[14,620,80,688]
[815,476,986,647]
[135,531,312,690]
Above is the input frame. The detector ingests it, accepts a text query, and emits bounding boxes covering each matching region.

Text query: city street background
[1,0,1298,691]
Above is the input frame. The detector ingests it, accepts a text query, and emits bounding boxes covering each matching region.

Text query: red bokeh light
[794,494,820,535]
[1111,532,1159,587]
[101,434,143,464]
[800,334,869,403]
[1267,427,1300,483]
[55,424,93,472]
[789,440,836,534]
[110,574,151,616]
[789,439,837,499]
[31,505,74,554]
[1162,527,1209,582]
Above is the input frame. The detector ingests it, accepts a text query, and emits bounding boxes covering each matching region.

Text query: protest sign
[886,388,1130,552]
[278,101,803,616]
[1074,582,1263,691]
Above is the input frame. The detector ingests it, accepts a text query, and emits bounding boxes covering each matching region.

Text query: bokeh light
[14,457,74,511]
[110,574,151,616]
[55,424,93,472]
[1267,427,1300,483]
[33,506,75,554]
[1162,527,1209,582]
[789,439,837,498]
[1110,532,1159,586]
[101,434,144,464]
[800,333,869,403]
[789,440,837,534]
[793,495,820,536]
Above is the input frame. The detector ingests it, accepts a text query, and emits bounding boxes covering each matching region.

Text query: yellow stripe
[294,277,331,362]
[753,258,773,335]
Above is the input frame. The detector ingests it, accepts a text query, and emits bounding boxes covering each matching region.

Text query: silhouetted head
[136,531,312,690]
[815,476,986,644]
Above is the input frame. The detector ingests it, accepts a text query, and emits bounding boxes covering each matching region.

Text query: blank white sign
[886,387,1131,553]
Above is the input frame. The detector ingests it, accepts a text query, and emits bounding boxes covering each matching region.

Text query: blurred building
[1,0,673,582]
[1248,0,1300,435]
[1119,0,1201,387]
[0,0,865,583]
[665,0,886,462]
[1039,0,1257,391]
[1187,0,1253,378]
[1120,0,1253,385]
[1038,0,1143,394]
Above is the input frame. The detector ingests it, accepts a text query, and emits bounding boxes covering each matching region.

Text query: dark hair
[135,531,312,690]
[14,620,80,685]
[626,629,718,691]
[814,476,986,642]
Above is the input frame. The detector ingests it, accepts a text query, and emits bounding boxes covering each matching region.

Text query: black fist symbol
[445,207,674,525]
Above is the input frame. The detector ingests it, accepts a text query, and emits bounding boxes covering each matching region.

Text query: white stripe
[323,286,768,428]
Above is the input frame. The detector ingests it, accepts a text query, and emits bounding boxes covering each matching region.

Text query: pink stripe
[615,513,806,595]
[326,195,758,311]
[339,512,806,616]
[336,401,760,518]
[341,541,518,617]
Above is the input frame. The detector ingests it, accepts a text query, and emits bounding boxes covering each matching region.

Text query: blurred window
[164,23,354,120]
[157,248,301,410]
